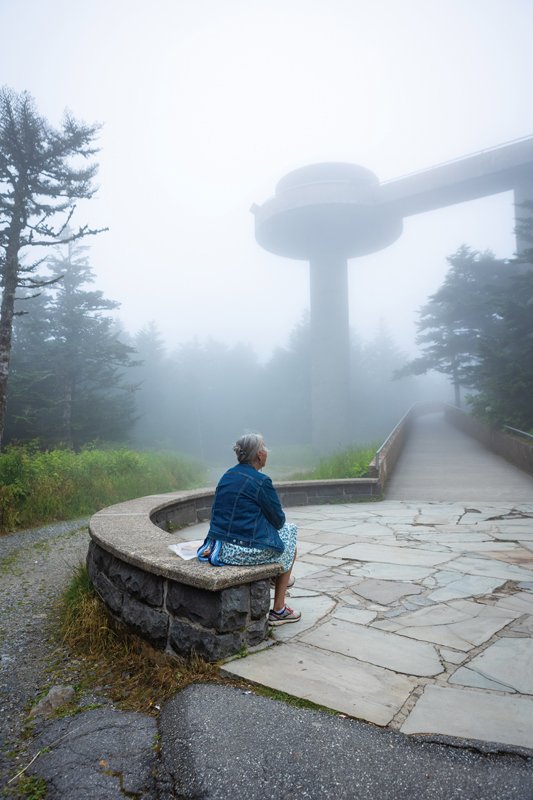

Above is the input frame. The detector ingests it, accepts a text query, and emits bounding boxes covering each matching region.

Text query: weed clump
[56,564,220,714]
[6,774,47,800]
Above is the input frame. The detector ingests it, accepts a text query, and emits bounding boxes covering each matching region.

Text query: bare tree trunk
[0,225,22,450]
[453,380,461,408]
[61,383,74,449]
[451,358,461,408]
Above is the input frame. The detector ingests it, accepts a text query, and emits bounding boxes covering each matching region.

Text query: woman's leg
[273,549,296,611]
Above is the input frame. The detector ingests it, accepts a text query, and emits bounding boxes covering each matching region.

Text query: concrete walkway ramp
[385,412,533,502]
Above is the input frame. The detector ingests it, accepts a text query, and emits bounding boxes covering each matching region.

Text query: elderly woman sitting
[198,433,300,625]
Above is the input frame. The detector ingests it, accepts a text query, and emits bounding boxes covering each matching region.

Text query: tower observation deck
[251,136,533,453]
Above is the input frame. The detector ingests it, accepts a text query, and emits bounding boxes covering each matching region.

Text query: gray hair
[233,433,268,464]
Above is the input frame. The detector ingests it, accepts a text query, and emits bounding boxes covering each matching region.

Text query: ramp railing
[369,401,444,491]
[445,405,533,475]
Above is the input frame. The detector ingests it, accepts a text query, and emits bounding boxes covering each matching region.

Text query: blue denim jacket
[208,463,286,552]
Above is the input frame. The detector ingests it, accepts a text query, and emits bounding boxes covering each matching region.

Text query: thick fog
[2,0,532,463]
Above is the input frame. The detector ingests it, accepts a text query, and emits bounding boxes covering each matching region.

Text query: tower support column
[309,255,351,453]
[514,174,533,257]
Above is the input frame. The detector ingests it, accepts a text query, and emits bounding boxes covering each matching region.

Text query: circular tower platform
[253,162,402,260]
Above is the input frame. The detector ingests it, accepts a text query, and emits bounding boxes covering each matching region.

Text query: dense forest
[5,238,444,462]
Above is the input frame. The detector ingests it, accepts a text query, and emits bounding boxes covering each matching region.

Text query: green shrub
[7,774,48,800]
[287,444,378,480]
[0,445,206,533]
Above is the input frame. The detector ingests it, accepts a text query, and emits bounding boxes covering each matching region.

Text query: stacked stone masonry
[87,540,271,661]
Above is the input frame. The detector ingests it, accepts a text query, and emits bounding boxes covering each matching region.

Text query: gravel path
[0,519,91,792]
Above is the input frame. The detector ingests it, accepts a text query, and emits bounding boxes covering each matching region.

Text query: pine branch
[26,225,108,246]
[18,274,63,288]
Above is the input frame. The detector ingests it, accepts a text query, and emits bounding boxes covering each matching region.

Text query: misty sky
[1,0,533,359]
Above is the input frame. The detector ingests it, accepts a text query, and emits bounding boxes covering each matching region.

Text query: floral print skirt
[217,522,298,573]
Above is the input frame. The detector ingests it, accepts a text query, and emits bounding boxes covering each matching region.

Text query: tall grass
[0,444,206,533]
[287,444,378,480]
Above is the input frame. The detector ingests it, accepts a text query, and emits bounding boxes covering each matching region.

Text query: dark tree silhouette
[395,247,517,406]
[466,268,533,430]
[396,245,533,429]
[0,87,104,447]
[6,238,138,447]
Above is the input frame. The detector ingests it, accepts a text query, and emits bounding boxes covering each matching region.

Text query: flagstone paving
[220,499,533,752]
[400,685,533,751]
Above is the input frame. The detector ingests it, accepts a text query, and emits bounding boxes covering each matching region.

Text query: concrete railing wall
[444,405,533,475]
[369,401,444,490]
[149,478,382,533]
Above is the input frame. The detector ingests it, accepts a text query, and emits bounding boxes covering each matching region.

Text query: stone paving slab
[296,569,363,592]
[300,618,444,676]
[333,542,453,567]
[444,555,533,581]
[490,548,533,564]
[373,600,520,651]
[400,685,533,750]
[223,641,417,726]
[291,560,328,579]
[449,666,515,692]
[352,578,423,604]
[332,606,377,625]
[349,562,436,581]
[427,574,505,602]
[450,637,533,694]
[494,591,533,614]
[270,594,336,640]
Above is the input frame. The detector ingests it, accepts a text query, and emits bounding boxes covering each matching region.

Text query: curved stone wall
[87,539,272,661]
[88,478,379,661]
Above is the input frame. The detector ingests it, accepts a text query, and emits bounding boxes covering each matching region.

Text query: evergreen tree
[466,269,533,430]
[0,87,103,447]
[130,322,169,449]
[5,239,137,447]
[261,312,312,446]
[164,339,262,460]
[352,321,419,441]
[45,239,137,447]
[395,247,518,406]
[397,245,533,429]
[4,287,52,442]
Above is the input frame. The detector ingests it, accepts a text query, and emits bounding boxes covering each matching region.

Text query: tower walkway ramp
[385,411,533,502]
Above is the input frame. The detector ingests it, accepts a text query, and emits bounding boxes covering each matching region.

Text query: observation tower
[252,137,533,453]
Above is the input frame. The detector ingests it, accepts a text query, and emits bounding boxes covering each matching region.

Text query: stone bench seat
[88,489,285,661]
[88,478,379,661]
[89,490,282,592]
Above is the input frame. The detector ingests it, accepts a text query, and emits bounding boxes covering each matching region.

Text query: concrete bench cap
[89,490,282,591]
